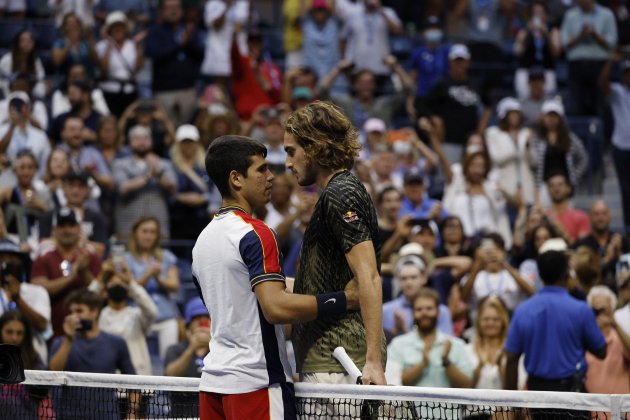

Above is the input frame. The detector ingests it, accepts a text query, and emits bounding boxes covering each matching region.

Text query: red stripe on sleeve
[237,212,282,274]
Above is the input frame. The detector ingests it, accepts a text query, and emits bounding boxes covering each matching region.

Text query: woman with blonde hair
[124,216,180,360]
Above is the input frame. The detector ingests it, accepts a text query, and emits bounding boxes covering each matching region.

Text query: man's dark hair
[205,135,267,198]
[376,185,400,205]
[537,250,568,285]
[65,289,103,311]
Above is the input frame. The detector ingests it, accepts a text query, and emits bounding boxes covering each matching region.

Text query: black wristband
[315,291,347,319]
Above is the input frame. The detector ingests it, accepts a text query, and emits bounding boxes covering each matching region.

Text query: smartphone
[409,218,429,226]
[77,319,93,332]
[111,244,126,271]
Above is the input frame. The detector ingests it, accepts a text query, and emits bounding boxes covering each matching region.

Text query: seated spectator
[48,0,96,29]
[0,30,46,99]
[399,167,446,222]
[461,233,534,318]
[51,13,97,84]
[533,100,588,197]
[96,115,127,168]
[585,286,630,394]
[518,223,557,292]
[319,56,413,129]
[49,82,103,145]
[31,208,101,338]
[95,11,145,117]
[513,1,561,99]
[409,16,450,99]
[118,99,176,158]
[125,216,180,360]
[112,126,177,238]
[545,171,591,244]
[49,290,135,418]
[170,124,219,240]
[51,63,110,119]
[94,0,151,28]
[435,216,471,258]
[164,297,210,418]
[388,287,472,388]
[193,95,241,149]
[89,259,157,375]
[572,246,602,299]
[42,148,71,208]
[377,186,402,245]
[384,255,453,343]
[519,68,551,127]
[0,73,48,130]
[0,94,51,171]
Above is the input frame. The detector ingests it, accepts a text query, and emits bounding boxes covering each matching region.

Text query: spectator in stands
[409,16,450,99]
[517,223,557,291]
[125,216,180,360]
[201,0,249,87]
[118,99,176,158]
[585,286,630,394]
[519,68,551,127]
[145,0,203,126]
[51,13,97,82]
[615,271,630,336]
[0,240,51,362]
[95,11,145,118]
[282,66,318,105]
[38,172,107,257]
[0,0,26,18]
[193,101,241,150]
[377,186,402,244]
[533,99,588,196]
[513,1,561,99]
[230,25,283,121]
[256,107,287,172]
[560,0,617,116]
[572,246,601,298]
[545,171,591,244]
[319,55,413,129]
[388,287,472,388]
[94,0,150,28]
[0,93,51,170]
[505,242,607,392]
[0,151,51,250]
[31,207,101,338]
[574,201,630,289]
[112,125,177,238]
[42,148,71,208]
[420,44,491,164]
[48,0,96,29]
[89,259,157,376]
[335,0,402,79]
[50,82,103,145]
[0,73,48,130]
[263,172,294,231]
[51,63,110,119]
[399,167,446,222]
[466,296,510,390]
[485,97,537,210]
[0,30,46,99]
[302,0,346,94]
[383,256,453,343]
[0,310,46,370]
[462,233,534,318]
[164,297,210,418]
[49,290,135,417]
[435,216,470,258]
[282,0,303,70]
[599,56,630,232]
[170,124,219,240]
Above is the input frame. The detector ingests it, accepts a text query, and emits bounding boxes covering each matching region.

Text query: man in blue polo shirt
[399,168,447,222]
[504,239,606,394]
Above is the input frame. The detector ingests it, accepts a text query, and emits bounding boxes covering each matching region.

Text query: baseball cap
[175,124,200,142]
[541,99,565,116]
[410,219,440,237]
[54,207,79,227]
[396,254,427,273]
[538,238,568,254]
[7,91,30,106]
[403,167,424,184]
[311,0,329,9]
[292,86,314,101]
[364,118,386,133]
[449,44,471,61]
[496,97,522,120]
[104,11,129,34]
[0,239,30,267]
[185,297,209,325]
[399,242,424,258]
[62,171,89,185]
[425,15,441,28]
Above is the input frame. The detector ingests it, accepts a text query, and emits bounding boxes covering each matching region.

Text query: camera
[0,261,23,286]
[0,344,25,384]
[76,319,93,332]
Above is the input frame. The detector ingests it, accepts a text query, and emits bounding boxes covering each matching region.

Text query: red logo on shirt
[343,211,359,223]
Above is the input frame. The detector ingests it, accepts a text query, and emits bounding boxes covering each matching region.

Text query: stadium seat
[0,20,28,48]
[31,21,59,50]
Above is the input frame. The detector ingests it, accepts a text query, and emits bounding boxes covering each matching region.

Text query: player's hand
[361,360,386,385]
[344,278,360,311]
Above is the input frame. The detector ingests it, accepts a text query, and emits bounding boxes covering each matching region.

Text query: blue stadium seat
[31,22,59,50]
[0,20,28,48]
[390,35,415,61]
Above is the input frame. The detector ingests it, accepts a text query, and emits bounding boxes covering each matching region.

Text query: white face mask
[424,29,443,43]
[393,140,412,155]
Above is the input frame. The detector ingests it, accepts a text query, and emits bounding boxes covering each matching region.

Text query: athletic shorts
[199,382,296,420]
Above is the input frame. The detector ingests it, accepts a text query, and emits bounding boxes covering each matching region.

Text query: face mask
[107,285,128,303]
[393,140,412,155]
[424,29,443,43]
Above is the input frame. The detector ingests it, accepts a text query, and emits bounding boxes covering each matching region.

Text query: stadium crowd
[1,0,630,416]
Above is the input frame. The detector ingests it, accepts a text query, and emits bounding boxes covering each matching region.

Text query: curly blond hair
[284,101,360,170]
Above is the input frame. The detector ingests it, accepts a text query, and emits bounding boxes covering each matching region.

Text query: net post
[610,395,622,420]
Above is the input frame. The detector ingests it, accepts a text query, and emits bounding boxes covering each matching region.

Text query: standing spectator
[519,68,551,127]
[0,31,46,99]
[599,56,630,232]
[49,82,103,145]
[560,0,617,116]
[545,172,591,244]
[585,286,630,394]
[125,216,180,360]
[42,148,71,208]
[48,0,97,29]
[387,288,472,387]
[533,99,588,195]
[112,125,177,238]
[409,16,450,99]
[51,13,97,83]
[0,74,49,130]
[93,0,150,28]
[51,63,110,119]
[505,245,607,393]
[95,11,145,117]
[118,99,176,158]
[282,0,303,70]
[89,259,157,376]
[145,0,204,126]
[335,0,402,79]
[513,1,561,99]
[31,207,102,338]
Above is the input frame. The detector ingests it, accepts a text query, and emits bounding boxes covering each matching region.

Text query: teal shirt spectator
[560,4,617,61]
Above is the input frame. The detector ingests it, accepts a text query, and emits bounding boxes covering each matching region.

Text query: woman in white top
[95,11,145,117]
[485,97,537,208]
[0,30,46,99]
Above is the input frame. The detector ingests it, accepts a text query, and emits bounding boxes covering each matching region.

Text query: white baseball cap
[175,124,200,142]
[496,97,522,120]
[363,118,386,133]
[449,44,471,60]
[538,238,568,254]
[541,99,565,116]
[399,242,424,258]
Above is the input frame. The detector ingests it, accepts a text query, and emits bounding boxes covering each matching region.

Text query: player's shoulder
[324,171,370,202]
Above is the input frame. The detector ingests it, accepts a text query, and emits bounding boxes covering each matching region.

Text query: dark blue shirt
[409,44,450,97]
[504,286,606,379]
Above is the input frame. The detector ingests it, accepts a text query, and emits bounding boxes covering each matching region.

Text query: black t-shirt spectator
[38,208,107,246]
